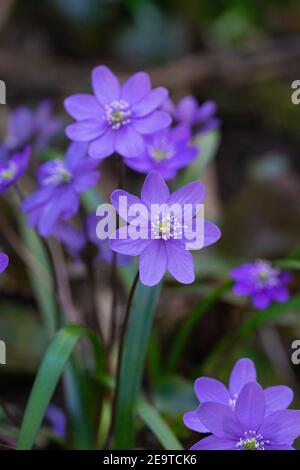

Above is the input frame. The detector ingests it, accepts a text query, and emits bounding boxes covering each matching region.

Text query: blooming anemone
[192,382,300,450]
[5,101,62,152]
[163,95,220,135]
[0,145,30,194]
[65,65,171,160]
[124,125,198,180]
[22,142,100,236]
[231,260,291,310]
[0,252,9,273]
[184,358,294,435]
[109,171,221,286]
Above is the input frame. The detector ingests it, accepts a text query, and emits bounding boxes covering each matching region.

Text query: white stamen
[104,99,132,130]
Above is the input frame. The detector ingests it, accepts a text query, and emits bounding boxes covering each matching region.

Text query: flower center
[236,430,269,451]
[0,161,17,182]
[43,160,72,186]
[253,260,280,288]
[148,138,175,163]
[104,100,132,130]
[151,212,185,241]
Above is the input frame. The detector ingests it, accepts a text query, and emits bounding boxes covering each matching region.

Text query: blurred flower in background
[0,252,9,273]
[86,213,131,266]
[5,101,63,152]
[22,142,100,236]
[65,65,171,160]
[46,405,67,440]
[0,145,30,193]
[231,260,291,309]
[164,96,220,136]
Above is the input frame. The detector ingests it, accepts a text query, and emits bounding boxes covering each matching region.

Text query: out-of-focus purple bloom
[5,101,63,152]
[184,358,293,435]
[46,405,66,439]
[124,124,198,180]
[86,213,131,266]
[0,252,9,273]
[231,260,291,310]
[52,221,85,257]
[65,65,171,160]
[0,145,30,193]
[109,171,221,286]
[163,96,220,135]
[192,382,300,450]
[22,142,100,236]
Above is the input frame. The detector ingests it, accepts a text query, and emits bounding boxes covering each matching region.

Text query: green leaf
[167,280,232,373]
[178,130,221,185]
[18,214,56,339]
[114,282,162,449]
[17,324,104,450]
[273,259,300,271]
[137,398,183,451]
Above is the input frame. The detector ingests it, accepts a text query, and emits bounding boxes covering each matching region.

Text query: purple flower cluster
[0,252,9,273]
[22,143,100,236]
[65,65,220,180]
[184,358,300,450]
[231,260,291,310]
[109,171,221,286]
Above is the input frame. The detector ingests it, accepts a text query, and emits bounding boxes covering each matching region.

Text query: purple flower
[192,382,300,450]
[0,145,30,193]
[124,124,198,180]
[164,96,220,135]
[46,405,66,439]
[109,171,221,286]
[231,260,291,310]
[86,213,131,266]
[22,142,100,236]
[184,358,293,436]
[0,252,9,273]
[65,65,171,160]
[5,101,63,151]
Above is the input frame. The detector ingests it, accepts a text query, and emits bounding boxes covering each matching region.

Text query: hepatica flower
[231,260,291,310]
[184,358,293,436]
[164,95,220,135]
[109,171,221,286]
[65,65,171,160]
[22,142,100,236]
[0,145,30,193]
[124,125,198,180]
[5,101,62,151]
[193,382,300,450]
[0,252,9,273]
